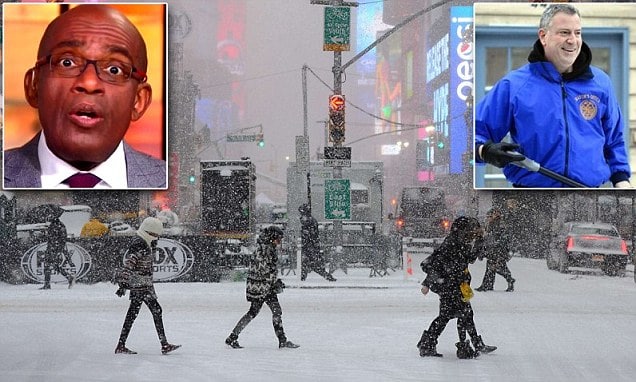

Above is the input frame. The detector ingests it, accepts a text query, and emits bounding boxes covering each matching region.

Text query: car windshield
[571,226,618,237]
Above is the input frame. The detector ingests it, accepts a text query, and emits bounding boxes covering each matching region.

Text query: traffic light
[256,133,265,148]
[434,134,448,165]
[328,94,346,144]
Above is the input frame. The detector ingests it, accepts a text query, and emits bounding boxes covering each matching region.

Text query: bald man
[4,4,166,189]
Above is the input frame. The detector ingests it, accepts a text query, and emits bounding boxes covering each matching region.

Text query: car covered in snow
[547,221,629,276]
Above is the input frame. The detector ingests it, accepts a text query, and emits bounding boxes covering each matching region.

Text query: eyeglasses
[34,53,147,84]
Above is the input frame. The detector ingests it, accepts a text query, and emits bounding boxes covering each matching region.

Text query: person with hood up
[114,217,180,355]
[298,203,336,282]
[475,3,631,188]
[418,216,497,359]
[225,225,299,349]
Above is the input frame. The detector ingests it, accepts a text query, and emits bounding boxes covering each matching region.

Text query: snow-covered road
[1,257,635,382]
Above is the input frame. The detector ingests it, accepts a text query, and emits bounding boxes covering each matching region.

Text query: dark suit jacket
[3,133,166,189]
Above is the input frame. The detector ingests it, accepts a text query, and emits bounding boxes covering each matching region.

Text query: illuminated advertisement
[449,6,473,174]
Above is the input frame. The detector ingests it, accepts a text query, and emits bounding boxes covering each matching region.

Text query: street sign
[323,6,350,51]
[324,147,351,167]
[227,134,259,142]
[324,179,351,220]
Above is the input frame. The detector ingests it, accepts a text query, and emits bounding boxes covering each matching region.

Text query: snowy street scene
[2,1,636,382]
[2,258,636,382]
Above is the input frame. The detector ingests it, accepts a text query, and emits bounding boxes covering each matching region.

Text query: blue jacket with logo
[475,41,630,187]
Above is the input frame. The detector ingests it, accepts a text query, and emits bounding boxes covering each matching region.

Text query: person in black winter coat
[40,207,74,290]
[298,204,336,281]
[225,226,299,349]
[476,208,515,292]
[114,217,180,355]
[418,216,497,359]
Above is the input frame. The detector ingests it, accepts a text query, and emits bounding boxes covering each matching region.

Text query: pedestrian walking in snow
[298,204,336,281]
[476,208,515,292]
[418,216,497,359]
[226,225,299,349]
[40,205,75,290]
[114,217,180,355]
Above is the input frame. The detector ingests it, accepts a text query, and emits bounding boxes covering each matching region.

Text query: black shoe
[506,279,515,292]
[473,335,497,354]
[68,276,76,289]
[279,340,300,349]
[225,334,243,349]
[161,343,181,355]
[115,344,137,354]
[456,340,478,359]
[475,285,492,292]
[418,331,442,357]
[326,274,337,282]
[39,285,51,290]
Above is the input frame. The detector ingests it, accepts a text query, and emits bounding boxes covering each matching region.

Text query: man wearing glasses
[3,4,166,189]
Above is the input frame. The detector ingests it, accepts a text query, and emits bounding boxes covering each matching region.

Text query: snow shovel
[508,152,587,188]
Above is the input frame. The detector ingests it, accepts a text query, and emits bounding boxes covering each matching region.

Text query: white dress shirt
[38,133,128,189]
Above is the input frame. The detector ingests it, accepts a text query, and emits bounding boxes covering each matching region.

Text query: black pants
[42,253,73,286]
[301,251,331,280]
[118,289,167,346]
[231,293,286,342]
[480,258,514,289]
[426,295,478,343]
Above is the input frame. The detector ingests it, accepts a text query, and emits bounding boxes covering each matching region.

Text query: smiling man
[475,4,632,188]
[3,4,166,189]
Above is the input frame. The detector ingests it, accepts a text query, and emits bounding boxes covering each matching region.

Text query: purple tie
[64,173,102,188]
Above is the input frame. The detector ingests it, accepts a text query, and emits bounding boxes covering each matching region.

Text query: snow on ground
[1,257,636,382]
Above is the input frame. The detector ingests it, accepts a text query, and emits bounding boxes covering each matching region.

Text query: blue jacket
[476,41,630,187]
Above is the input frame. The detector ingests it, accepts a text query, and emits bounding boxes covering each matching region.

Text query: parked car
[547,221,629,276]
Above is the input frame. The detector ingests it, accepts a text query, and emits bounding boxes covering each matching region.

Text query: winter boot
[417,331,442,357]
[225,333,243,349]
[39,284,51,290]
[475,285,492,292]
[326,274,337,282]
[115,343,137,354]
[68,275,76,289]
[279,340,300,349]
[455,340,478,359]
[506,278,515,292]
[472,335,497,354]
[161,343,181,355]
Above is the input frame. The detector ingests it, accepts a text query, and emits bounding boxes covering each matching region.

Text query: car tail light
[566,236,574,251]
[621,240,628,255]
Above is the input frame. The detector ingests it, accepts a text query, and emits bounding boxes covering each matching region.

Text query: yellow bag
[460,281,474,302]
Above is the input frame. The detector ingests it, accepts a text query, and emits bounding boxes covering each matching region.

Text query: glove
[273,279,286,294]
[480,141,525,168]
[115,286,126,297]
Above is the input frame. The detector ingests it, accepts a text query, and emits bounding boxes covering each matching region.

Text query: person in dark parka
[298,204,336,281]
[225,226,299,349]
[418,216,497,359]
[476,208,516,292]
[40,205,74,289]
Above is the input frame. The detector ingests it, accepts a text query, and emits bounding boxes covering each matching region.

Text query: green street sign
[323,6,350,51]
[324,179,351,220]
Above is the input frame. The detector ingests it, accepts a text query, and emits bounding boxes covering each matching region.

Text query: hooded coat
[475,40,630,187]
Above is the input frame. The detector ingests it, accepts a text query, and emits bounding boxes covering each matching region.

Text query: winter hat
[298,203,311,215]
[137,217,163,246]
[259,225,284,244]
[451,216,480,233]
